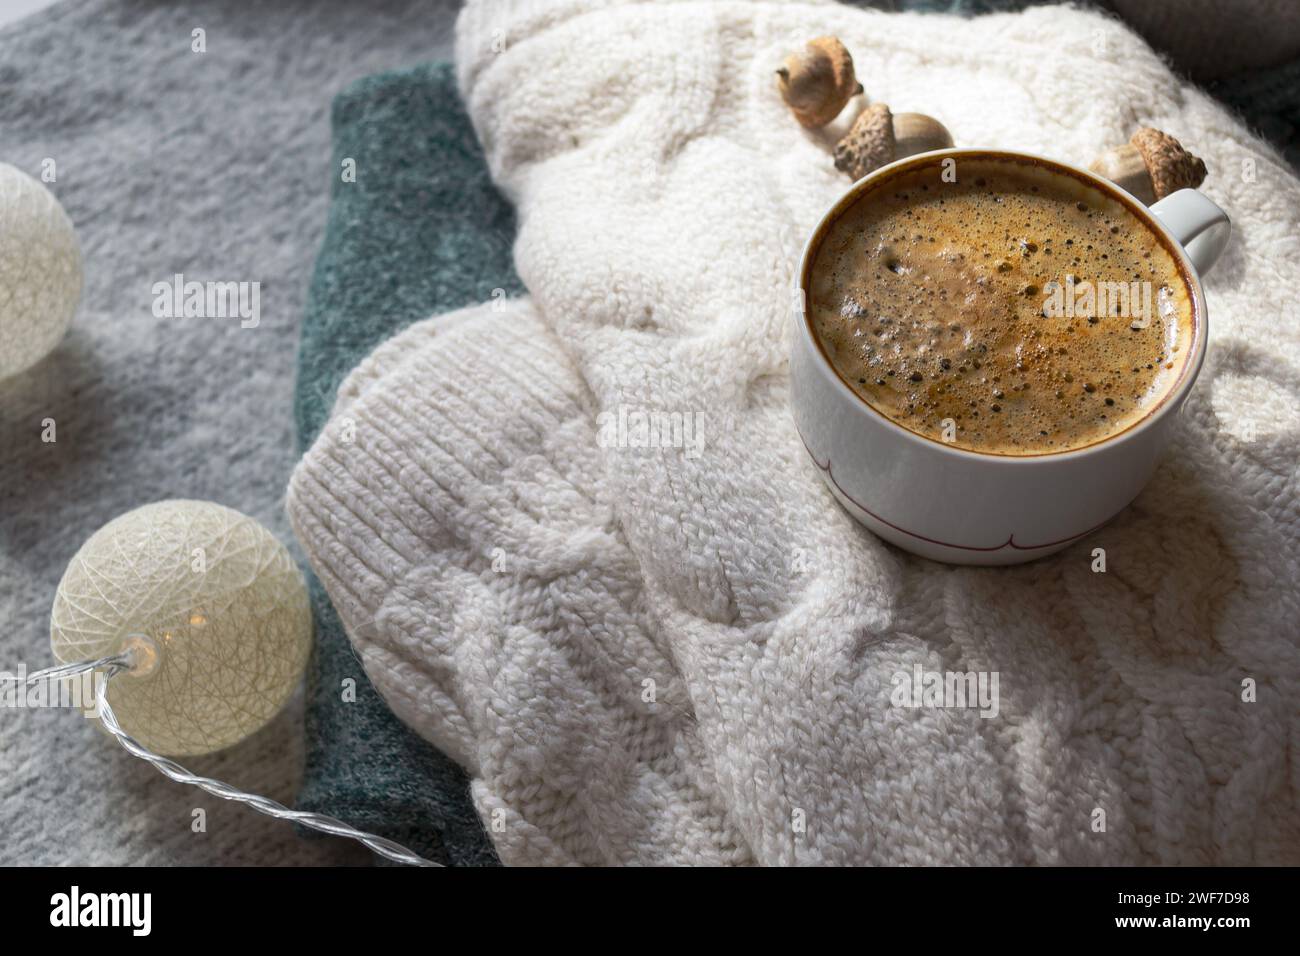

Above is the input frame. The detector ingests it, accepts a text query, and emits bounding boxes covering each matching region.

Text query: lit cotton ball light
[49,500,311,757]
[0,162,82,379]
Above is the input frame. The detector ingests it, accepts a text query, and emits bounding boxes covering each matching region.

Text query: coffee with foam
[807,156,1195,455]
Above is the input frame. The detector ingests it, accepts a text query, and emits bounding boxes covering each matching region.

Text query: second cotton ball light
[0,162,82,379]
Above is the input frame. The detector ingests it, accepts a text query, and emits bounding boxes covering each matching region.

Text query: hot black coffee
[807,156,1195,454]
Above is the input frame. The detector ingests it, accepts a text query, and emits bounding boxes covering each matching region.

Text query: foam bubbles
[809,158,1194,454]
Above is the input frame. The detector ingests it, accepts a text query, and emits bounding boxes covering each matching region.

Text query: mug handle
[1149,188,1231,276]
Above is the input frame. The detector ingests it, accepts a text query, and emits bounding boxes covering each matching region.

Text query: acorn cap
[834,102,894,180]
[1130,127,1207,200]
[777,36,861,129]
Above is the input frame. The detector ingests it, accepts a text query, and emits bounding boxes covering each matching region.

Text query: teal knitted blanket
[293,32,1300,866]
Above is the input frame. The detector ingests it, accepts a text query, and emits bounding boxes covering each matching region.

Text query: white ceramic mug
[790,148,1230,565]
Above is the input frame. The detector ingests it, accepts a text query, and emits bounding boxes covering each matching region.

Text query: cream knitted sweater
[288,0,1300,865]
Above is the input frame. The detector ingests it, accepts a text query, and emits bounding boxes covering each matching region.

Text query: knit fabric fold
[290,0,1300,864]
[294,300,754,863]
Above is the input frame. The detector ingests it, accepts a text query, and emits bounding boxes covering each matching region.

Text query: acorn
[776,36,863,129]
[1088,127,1207,205]
[833,103,954,180]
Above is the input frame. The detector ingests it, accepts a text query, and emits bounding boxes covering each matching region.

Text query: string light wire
[24,654,440,867]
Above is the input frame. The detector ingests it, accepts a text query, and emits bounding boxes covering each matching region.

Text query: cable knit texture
[289,0,1300,865]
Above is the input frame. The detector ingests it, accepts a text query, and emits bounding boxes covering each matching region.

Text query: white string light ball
[0,162,82,379]
[49,500,312,757]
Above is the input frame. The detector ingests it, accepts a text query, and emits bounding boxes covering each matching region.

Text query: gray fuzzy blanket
[0,0,456,866]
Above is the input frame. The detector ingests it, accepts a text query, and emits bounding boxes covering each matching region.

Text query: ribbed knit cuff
[290,298,584,769]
